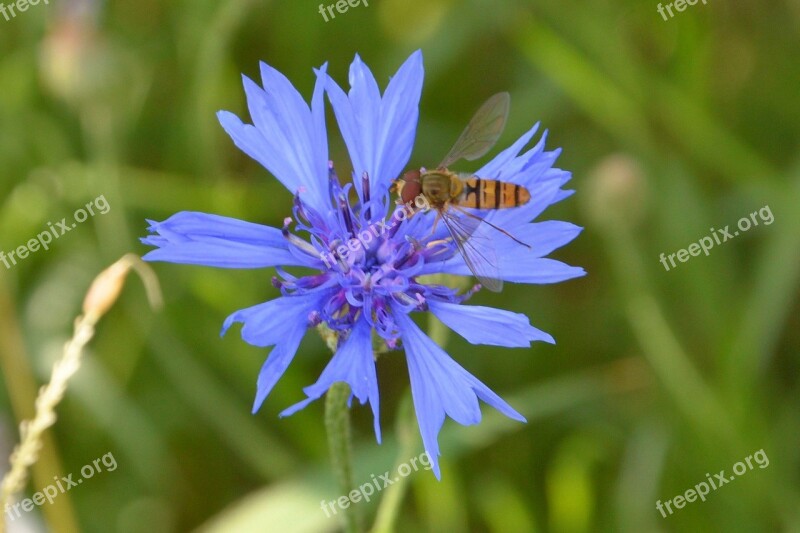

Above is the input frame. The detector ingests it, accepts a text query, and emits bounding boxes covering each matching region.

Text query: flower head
[142,50,584,478]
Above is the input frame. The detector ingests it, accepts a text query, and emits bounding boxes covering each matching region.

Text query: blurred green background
[1,0,799,531]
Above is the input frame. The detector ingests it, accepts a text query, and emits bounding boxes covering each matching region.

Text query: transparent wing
[439,207,503,292]
[439,92,510,169]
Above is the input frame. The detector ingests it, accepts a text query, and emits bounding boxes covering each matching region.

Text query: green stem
[325,382,361,533]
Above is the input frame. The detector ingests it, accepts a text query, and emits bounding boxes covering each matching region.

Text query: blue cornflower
[142,50,584,478]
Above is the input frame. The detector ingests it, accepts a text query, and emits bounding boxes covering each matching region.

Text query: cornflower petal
[427,254,585,285]
[326,50,423,204]
[428,300,555,347]
[252,326,306,414]
[395,312,526,479]
[221,290,332,347]
[279,318,381,442]
[217,63,331,219]
[141,212,309,268]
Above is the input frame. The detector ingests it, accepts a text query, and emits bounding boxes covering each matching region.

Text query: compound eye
[399,170,421,204]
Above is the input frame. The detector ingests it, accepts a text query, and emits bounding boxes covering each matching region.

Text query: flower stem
[325,381,362,533]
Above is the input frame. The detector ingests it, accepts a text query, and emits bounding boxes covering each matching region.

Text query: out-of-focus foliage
[0,0,798,532]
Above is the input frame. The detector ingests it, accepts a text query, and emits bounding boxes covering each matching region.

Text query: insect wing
[439,92,510,169]
[439,208,503,292]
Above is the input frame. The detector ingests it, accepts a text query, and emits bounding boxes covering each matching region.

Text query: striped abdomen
[457,176,531,209]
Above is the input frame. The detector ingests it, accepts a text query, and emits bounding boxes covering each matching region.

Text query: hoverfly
[394,92,531,292]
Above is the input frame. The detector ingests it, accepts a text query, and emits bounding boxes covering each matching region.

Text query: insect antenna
[451,204,531,248]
